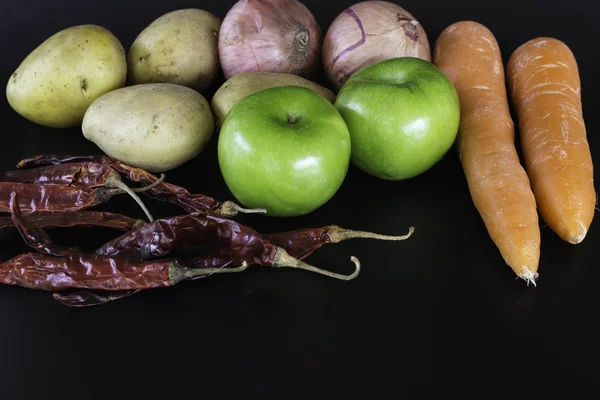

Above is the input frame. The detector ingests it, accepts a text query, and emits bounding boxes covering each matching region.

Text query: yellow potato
[6,25,126,128]
[82,83,214,172]
[128,9,221,92]
[211,71,336,128]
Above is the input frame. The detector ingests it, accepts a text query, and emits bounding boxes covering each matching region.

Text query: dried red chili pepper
[58,224,413,307]
[51,254,233,307]
[0,162,115,187]
[0,172,157,221]
[0,252,249,292]
[4,193,358,306]
[96,212,361,281]
[16,154,263,217]
[97,213,412,267]
[3,193,249,292]
[0,211,145,232]
[0,182,111,213]
[263,225,415,260]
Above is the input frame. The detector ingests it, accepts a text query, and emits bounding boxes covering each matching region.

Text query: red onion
[323,1,431,89]
[218,0,322,80]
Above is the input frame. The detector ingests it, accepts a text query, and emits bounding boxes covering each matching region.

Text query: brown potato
[82,83,214,173]
[128,9,221,93]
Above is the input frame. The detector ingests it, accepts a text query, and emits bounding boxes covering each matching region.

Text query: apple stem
[327,225,415,243]
[271,247,360,281]
[288,113,297,124]
[218,200,268,217]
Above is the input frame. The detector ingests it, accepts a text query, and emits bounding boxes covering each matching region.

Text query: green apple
[334,57,460,180]
[217,86,351,217]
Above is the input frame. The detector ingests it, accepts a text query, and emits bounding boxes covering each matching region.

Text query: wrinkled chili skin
[0,182,110,213]
[17,155,112,169]
[96,215,218,260]
[178,253,233,270]
[0,253,173,291]
[109,161,221,212]
[5,193,170,291]
[0,211,143,232]
[0,162,115,187]
[17,155,222,212]
[97,213,277,267]
[263,227,332,260]
[53,289,140,307]
[9,192,83,257]
[7,198,230,294]
[52,253,234,307]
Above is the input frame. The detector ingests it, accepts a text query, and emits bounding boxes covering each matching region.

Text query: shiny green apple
[335,57,460,180]
[217,86,351,217]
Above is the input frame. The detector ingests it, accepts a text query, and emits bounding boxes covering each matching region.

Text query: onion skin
[323,1,431,89]
[218,0,322,80]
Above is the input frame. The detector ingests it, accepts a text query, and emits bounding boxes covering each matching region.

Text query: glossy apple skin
[334,57,460,180]
[218,86,351,217]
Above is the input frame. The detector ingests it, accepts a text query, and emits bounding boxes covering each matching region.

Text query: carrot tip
[567,222,587,244]
[518,269,539,287]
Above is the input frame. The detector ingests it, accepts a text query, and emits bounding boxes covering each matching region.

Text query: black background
[1,0,598,398]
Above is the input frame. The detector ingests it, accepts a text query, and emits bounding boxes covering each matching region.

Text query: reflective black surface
[0,0,598,397]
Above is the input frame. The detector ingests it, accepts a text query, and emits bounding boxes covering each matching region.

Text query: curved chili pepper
[3,193,249,292]
[96,211,362,281]
[0,173,155,221]
[42,220,413,308]
[264,225,415,260]
[0,162,114,187]
[1,253,175,291]
[16,154,264,217]
[0,206,414,262]
[0,211,145,231]
[95,212,280,266]
[7,192,232,307]
[4,192,359,308]
[52,254,234,307]
[97,213,412,270]
[1,250,252,292]
[0,182,113,213]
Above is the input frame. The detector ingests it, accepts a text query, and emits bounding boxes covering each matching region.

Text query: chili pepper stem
[169,261,249,285]
[218,201,267,217]
[327,225,415,243]
[131,173,166,193]
[271,247,360,281]
[104,175,155,222]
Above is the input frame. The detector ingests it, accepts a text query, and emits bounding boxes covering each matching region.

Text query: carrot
[434,21,540,285]
[507,38,595,244]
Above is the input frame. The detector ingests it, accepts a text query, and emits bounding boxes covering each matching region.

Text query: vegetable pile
[1,0,595,304]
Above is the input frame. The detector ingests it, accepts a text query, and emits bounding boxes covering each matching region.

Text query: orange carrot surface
[434,21,540,284]
[507,37,595,244]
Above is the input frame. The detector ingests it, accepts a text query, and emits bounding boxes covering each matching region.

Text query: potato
[128,9,221,92]
[211,72,336,128]
[82,83,214,172]
[6,25,126,128]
